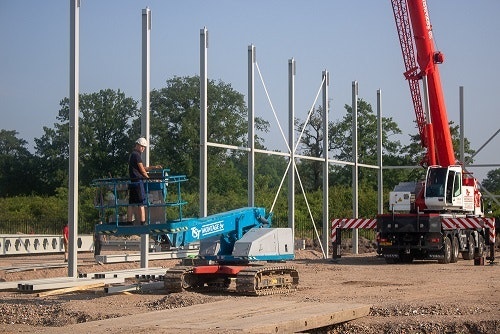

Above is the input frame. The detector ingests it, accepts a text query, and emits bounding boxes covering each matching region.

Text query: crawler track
[164,266,196,292]
[164,264,299,295]
[236,265,299,296]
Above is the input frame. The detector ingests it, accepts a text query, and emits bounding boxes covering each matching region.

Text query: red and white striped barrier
[330,218,377,242]
[442,217,496,244]
[331,217,496,244]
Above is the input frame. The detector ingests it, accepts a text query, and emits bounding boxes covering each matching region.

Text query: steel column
[351,81,359,254]
[459,86,464,165]
[377,89,383,214]
[322,70,329,257]
[140,7,152,268]
[248,45,256,206]
[68,0,80,278]
[288,59,296,234]
[199,27,208,217]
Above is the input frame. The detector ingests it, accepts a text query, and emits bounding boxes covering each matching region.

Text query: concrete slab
[95,248,198,263]
[17,277,125,292]
[0,234,93,255]
[39,298,371,333]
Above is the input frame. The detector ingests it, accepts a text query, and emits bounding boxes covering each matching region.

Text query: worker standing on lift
[127,137,161,226]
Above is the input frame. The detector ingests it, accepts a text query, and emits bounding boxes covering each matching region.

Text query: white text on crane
[422,0,433,40]
[191,220,225,239]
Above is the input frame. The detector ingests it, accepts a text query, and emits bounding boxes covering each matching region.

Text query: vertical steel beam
[140,7,151,268]
[199,27,208,217]
[322,70,329,256]
[248,45,256,206]
[352,81,359,254]
[459,86,465,165]
[377,89,384,214]
[142,7,151,166]
[288,59,296,234]
[68,0,80,278]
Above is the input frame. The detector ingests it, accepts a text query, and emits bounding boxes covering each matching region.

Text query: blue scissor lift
[91,169,299,295]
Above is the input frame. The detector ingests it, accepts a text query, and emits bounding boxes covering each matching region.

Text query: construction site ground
[0,237,499,333]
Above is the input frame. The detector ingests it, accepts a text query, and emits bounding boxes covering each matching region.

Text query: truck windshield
[425,168,447,198]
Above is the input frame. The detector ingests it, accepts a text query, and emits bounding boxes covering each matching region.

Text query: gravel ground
[0,237,499,333]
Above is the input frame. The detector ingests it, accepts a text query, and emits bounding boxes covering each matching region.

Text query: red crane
[390,0,483,214]
[391,0,455,167]
[333,0,496,265]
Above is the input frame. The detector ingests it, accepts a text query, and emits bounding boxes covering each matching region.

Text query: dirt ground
[0,238,499,334]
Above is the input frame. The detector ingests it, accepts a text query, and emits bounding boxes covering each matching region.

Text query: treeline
[0,76,499,231]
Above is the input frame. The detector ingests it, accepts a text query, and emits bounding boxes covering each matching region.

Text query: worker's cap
[136,137,148,147]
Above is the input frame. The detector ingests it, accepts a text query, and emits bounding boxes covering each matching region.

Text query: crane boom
[391,0,455,167]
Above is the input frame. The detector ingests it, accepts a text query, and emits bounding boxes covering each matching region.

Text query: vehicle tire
[462,235,475,260]
[474,234,485,258]
[400,254,414,264]
[438,237,451,264]
[450,236,459,263]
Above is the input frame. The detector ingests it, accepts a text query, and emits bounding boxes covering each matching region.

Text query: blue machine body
[91,170,291,262]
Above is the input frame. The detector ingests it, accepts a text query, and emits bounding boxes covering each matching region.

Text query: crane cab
[423,165,482,215]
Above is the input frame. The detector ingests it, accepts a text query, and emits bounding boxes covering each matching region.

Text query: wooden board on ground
[37,282,106,297]
[38,298,371,333]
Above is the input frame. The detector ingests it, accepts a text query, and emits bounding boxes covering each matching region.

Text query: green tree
[481,168,500,217]
[482,169,500,193]
[150,76,269,199]
[254,151,289,195]
[329,98,403,189]
[0,129,39,196]
[295,106,327,192]
[34,89,139,191]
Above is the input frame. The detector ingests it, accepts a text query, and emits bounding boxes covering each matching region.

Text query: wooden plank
[37,282,106,297]
[103,283,139,294]
[36,299,371,333]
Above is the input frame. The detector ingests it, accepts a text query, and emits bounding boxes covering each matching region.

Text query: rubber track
[164,264,299,296]
[236,265,299,296]
[164,266,193,292]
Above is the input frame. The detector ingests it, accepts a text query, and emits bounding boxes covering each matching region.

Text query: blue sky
[0,0,499,182]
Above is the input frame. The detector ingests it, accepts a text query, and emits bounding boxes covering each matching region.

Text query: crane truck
[92,169,299,295]
[377,0,496,264]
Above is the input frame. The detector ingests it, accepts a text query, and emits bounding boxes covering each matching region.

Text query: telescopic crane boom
[391,0,455,167]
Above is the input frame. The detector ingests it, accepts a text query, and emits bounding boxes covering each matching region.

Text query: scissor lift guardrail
[92,169,190,238]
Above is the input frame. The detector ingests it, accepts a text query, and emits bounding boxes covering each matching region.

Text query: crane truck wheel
[400,254,413,264]
[438,237,452,264]
[385,257,399,264]
[450,236,459,263]
[474,235,485,259]
[462,235,475,260]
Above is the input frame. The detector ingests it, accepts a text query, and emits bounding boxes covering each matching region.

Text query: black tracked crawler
[164,264,299,296]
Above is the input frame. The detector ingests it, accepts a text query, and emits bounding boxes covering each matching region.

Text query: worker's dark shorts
[129,180,146,205]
